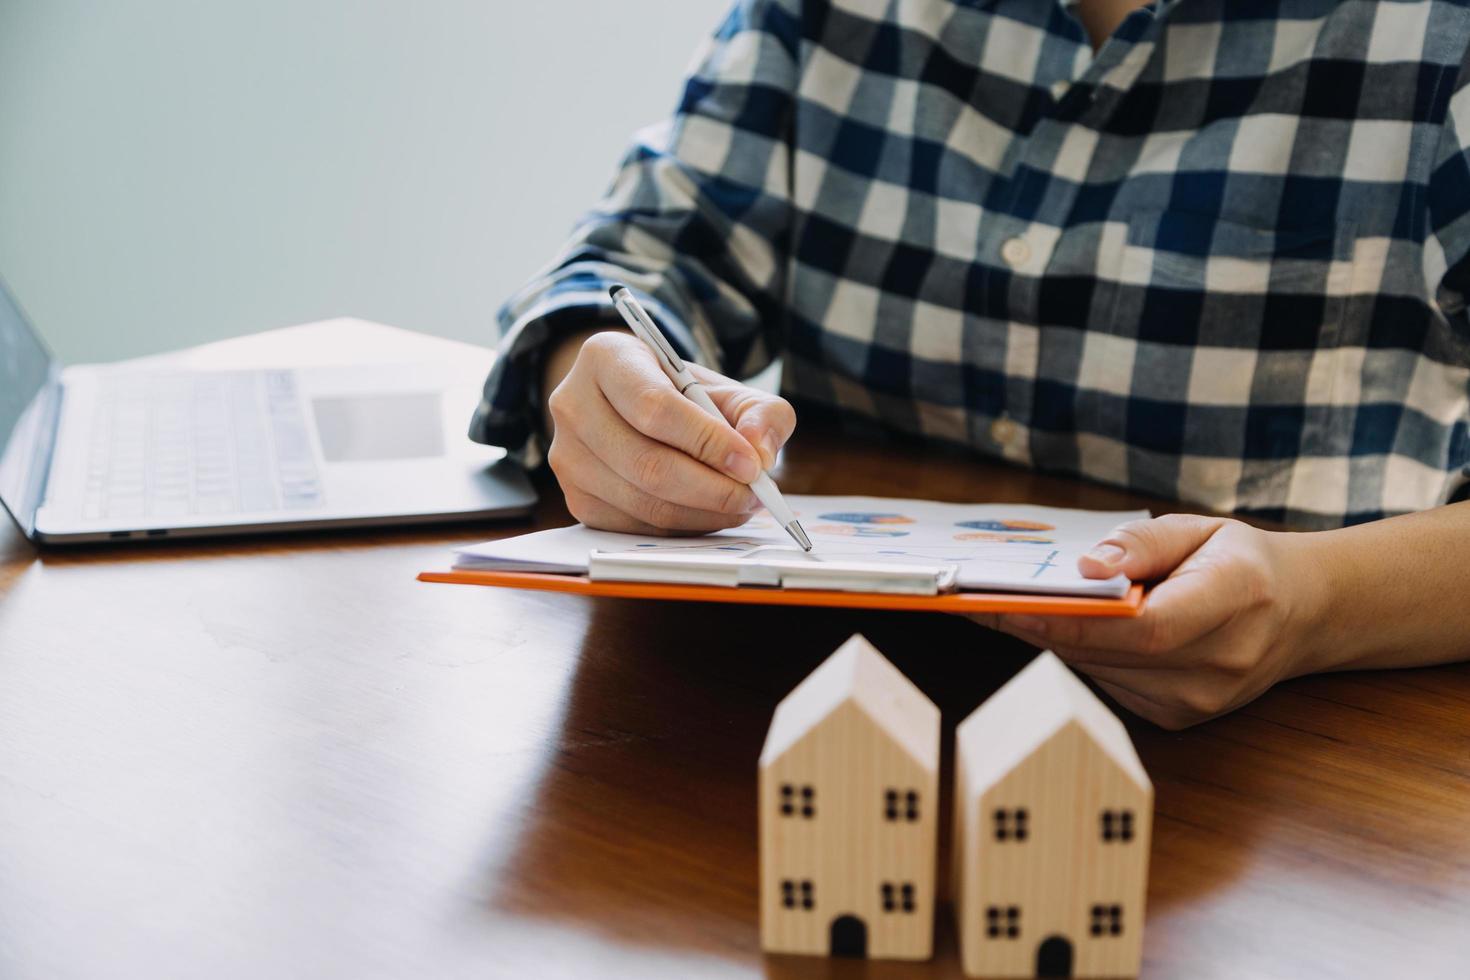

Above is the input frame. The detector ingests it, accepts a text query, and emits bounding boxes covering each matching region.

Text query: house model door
[1036,935,1073,976]
[830,914,866,957]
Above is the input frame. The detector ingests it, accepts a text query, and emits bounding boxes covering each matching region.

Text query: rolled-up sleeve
[1427,42,1470,342]
[469,0,801,466]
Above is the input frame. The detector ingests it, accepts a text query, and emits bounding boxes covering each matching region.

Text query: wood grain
[953,654,1151,978]
[760,637,940,960]
[956,725,1152,978]
[2,423,1469,979]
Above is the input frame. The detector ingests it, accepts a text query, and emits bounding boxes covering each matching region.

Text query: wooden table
[3,430,1468,980]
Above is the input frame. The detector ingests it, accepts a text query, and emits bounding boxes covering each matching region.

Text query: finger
[986,623,1147,668]
[1078,513,1227,580]
[592,337,763,483]
[563,487,734,538]
[552,432,754,532]
[571,387,760,516]
[562,486,666,535]
[697,368,797,471]
[1087,676,1197,730]
[1077,663,1231,729]
[992,569,1230,665]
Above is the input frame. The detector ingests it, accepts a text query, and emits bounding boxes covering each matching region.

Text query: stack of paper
[454,496,1147,598]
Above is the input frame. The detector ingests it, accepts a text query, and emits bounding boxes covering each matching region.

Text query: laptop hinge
[20,370,64,538]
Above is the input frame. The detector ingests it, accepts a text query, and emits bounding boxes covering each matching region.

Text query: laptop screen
[0,278,60,538]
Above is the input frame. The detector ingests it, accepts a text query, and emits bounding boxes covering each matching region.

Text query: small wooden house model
[759,634,940,960]
[952,652,1152,978]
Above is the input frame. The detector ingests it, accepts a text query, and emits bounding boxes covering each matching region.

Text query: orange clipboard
[416,569,1147,617]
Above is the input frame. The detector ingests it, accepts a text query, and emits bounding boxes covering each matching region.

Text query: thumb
[1078,514,1227,581]
[701,378,797,472]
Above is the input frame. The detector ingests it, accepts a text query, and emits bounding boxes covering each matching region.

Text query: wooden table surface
[3,429,1468,980]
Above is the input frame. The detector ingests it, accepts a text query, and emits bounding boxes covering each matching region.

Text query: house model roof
[956,651,1150,793]
[759,634,940,772]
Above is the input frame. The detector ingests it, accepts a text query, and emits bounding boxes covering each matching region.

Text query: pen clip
[612,287,687,373]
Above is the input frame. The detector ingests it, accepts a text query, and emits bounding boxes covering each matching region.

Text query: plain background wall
[0,0,731,364]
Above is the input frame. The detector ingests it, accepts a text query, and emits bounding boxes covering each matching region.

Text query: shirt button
[1000,236,1031,269]
[990,417,1019,445]
[1049,79,1069,101]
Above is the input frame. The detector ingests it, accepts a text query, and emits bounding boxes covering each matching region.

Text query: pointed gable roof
[759,634,940,773]
[956,651,1150,794]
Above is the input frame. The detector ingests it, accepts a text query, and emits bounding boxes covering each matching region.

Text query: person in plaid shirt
[472,0,1470,726]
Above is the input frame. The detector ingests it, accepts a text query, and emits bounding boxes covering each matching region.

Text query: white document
[455,496,1148,598]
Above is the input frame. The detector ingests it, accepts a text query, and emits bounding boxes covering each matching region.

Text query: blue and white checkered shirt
[472,0,1470,529]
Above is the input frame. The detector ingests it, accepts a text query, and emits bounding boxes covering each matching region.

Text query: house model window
[883,788,920,822]
[880,882,917,913]
[780,783,816,819]
[992,807,1029,841]
[781,879,815,910]
[1090,903,1123,937]
[1100,808,1135,842]
[985,905,1020,939]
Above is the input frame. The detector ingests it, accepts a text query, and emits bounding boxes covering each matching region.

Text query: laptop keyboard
[83,370,324,521]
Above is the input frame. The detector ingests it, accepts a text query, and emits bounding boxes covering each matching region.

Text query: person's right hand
[545,331,797,534]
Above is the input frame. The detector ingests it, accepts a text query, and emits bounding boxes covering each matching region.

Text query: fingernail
[1006,615,1047,636]
[759,432,780,470]
[1086,543,1126,566]
[724,451,760,483]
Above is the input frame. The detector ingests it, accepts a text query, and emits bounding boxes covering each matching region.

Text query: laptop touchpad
[312,393,445,462]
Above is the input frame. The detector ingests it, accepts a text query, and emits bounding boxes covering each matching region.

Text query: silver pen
[609,285,812,552]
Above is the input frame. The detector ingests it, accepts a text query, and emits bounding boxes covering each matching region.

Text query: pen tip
[789,521,813,553]
[608,285,626,302]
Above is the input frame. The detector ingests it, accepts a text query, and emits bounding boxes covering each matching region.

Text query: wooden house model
[759,634,940,960]
[952,652,1152,978]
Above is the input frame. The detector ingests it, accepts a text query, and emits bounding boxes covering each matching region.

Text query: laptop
[0,276,536,544]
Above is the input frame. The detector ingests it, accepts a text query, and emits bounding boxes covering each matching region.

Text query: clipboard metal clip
[588,549,959,596]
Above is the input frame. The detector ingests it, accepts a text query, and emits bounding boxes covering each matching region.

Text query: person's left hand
[970,514,1331,730]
